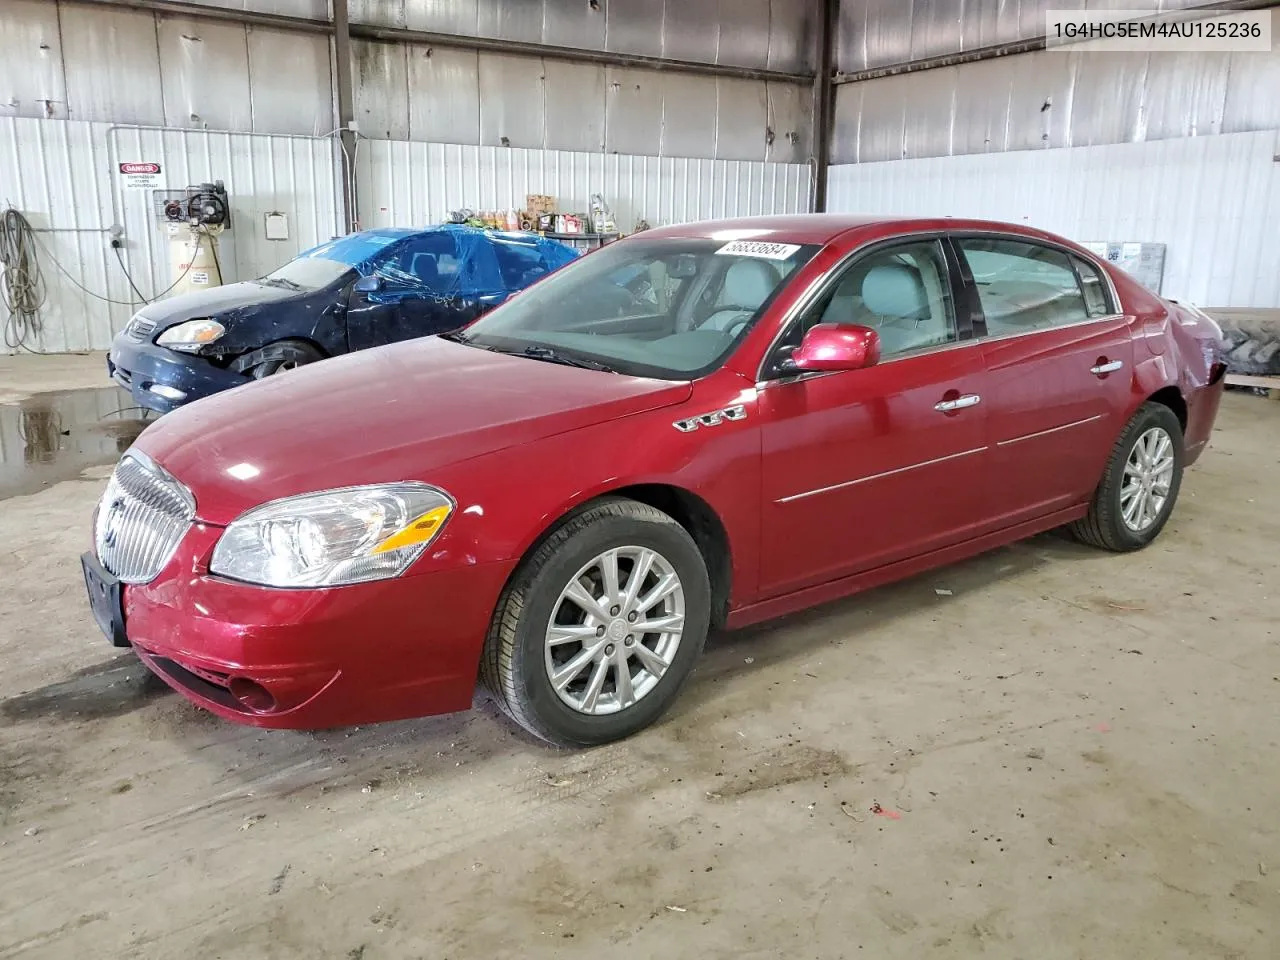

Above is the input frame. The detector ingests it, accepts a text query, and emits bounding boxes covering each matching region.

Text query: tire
[1216,317,1280,376]
[241,339,325,379]
[480,498,711,747]
[1069,402,1185,552]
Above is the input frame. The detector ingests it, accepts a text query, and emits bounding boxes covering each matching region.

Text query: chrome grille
[126,315,157,341]
[94,452,196,584]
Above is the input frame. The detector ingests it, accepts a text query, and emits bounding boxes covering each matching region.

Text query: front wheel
[1069,402,1185,552]
[239,339,325,379]
[480,498,711,747]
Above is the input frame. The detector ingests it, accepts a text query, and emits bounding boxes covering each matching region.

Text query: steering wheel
[696,305,758,332]
[723,317,754,339]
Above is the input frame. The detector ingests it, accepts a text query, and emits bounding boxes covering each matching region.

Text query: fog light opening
[229,677,277,713]
[147,383,187,401]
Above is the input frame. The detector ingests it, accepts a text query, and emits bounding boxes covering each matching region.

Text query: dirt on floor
[0,382,1277,960]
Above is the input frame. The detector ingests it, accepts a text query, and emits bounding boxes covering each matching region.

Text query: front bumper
[107,335,248,414]
[118,523,515,728]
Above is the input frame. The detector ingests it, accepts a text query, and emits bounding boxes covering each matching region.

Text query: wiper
[520,345,616,373]
[262,277,302,291]
[439,330,471,344]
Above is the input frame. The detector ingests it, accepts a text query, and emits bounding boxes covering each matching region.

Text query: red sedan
[81,215,1226,746]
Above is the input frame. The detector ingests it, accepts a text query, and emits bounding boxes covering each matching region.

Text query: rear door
[757,236,991,597]
[952,235,1135,527]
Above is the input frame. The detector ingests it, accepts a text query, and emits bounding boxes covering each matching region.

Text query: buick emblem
[102,497,125,549]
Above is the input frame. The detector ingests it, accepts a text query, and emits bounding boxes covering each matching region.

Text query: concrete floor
[0,365,1277,960]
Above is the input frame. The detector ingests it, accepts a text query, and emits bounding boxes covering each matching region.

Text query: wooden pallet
[1225,373,1280,400]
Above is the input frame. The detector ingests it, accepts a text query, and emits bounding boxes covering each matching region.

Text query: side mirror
[789,323,881,372]
[353,275,383,294]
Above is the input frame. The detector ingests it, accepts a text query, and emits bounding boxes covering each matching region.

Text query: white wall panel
[245,28,333,135]
[357,140,811,235]
[2,117,341,353]
[827,129,1280,308]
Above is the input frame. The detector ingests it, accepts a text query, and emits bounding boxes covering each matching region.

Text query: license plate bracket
[81,552,129,647]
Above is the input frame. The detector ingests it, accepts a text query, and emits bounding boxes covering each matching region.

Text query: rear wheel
[1069,402,1184,552]
[480,498,711,747]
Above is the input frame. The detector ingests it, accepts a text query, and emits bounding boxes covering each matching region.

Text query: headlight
[156,318,225,352]
[210,483,454,588]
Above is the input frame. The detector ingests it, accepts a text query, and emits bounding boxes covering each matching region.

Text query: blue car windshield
[461,237,819,380]
[262,233,402,291]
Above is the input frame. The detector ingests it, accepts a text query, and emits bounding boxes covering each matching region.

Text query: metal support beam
[75,0,332,33]
[811,0,837,212]
[69,0,814,85]
[331,0,357,233]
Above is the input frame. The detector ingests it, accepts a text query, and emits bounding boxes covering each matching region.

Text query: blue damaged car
[106,224,580,414]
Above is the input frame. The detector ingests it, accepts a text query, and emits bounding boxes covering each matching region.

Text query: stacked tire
[1216,313,1280,376]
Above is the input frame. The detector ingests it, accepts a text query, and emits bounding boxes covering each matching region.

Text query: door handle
[1091,359,1124,376]
[935,394,981,412]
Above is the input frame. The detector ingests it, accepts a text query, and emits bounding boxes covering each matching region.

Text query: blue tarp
[297,224,578,299]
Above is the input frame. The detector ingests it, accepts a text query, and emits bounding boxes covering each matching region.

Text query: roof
[641,213,1069,247]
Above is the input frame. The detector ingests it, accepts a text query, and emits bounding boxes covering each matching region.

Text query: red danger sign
[119,162,161,174]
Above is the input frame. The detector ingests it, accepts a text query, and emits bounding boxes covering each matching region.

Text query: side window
[773,240,957,366]
[492,241,550,290]
[956,238,1091,334]
[1071,255,1113,318]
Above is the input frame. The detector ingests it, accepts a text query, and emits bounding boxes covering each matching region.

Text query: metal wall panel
[769,0,816,73]
[61,7,164,125]
[478,53,545,148]
[350,0,812,71]
[834,0,1236,70]
[408,46,481,144]
[246,28,333,135]
[826,129,1280,307]
[352,39,410,140]
[358,137,811,234]
[351,0,407,28]
[1143,51,1230,140]
[544,0,608,52]
[604,67,664,156]
[715,77,769,160]
[720,0,772,70]
[543,60,606,153]
[1222,38,1280,134]
[660,73,719,159]
[605,0,666,59]
[833,25,1280,162]
[765,81,812,164]
[184,0,328,16]
[0,0,67,120]
[477,0,544,43]
[663,0,721,65]
[2,116,341,353]
[157,17,253,131]
[402,0,480,33]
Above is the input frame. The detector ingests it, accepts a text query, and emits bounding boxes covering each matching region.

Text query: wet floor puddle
[0,387,149,500]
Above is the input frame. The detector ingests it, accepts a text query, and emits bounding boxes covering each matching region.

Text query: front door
[347,233,465,350]
[758,238,991,598]
[952,236,1137,527]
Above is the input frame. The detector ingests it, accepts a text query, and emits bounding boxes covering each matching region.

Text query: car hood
[133,337,693,525]
[134,280,304,328]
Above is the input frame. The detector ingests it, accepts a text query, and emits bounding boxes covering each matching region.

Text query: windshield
[262,232,403,292]
[459,237,818,379]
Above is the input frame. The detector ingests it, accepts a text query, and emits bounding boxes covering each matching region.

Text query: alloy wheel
[1121,426,1175,532]
[543,546,686,716]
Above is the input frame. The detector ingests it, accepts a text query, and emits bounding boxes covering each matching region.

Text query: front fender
[411,377,763,608]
